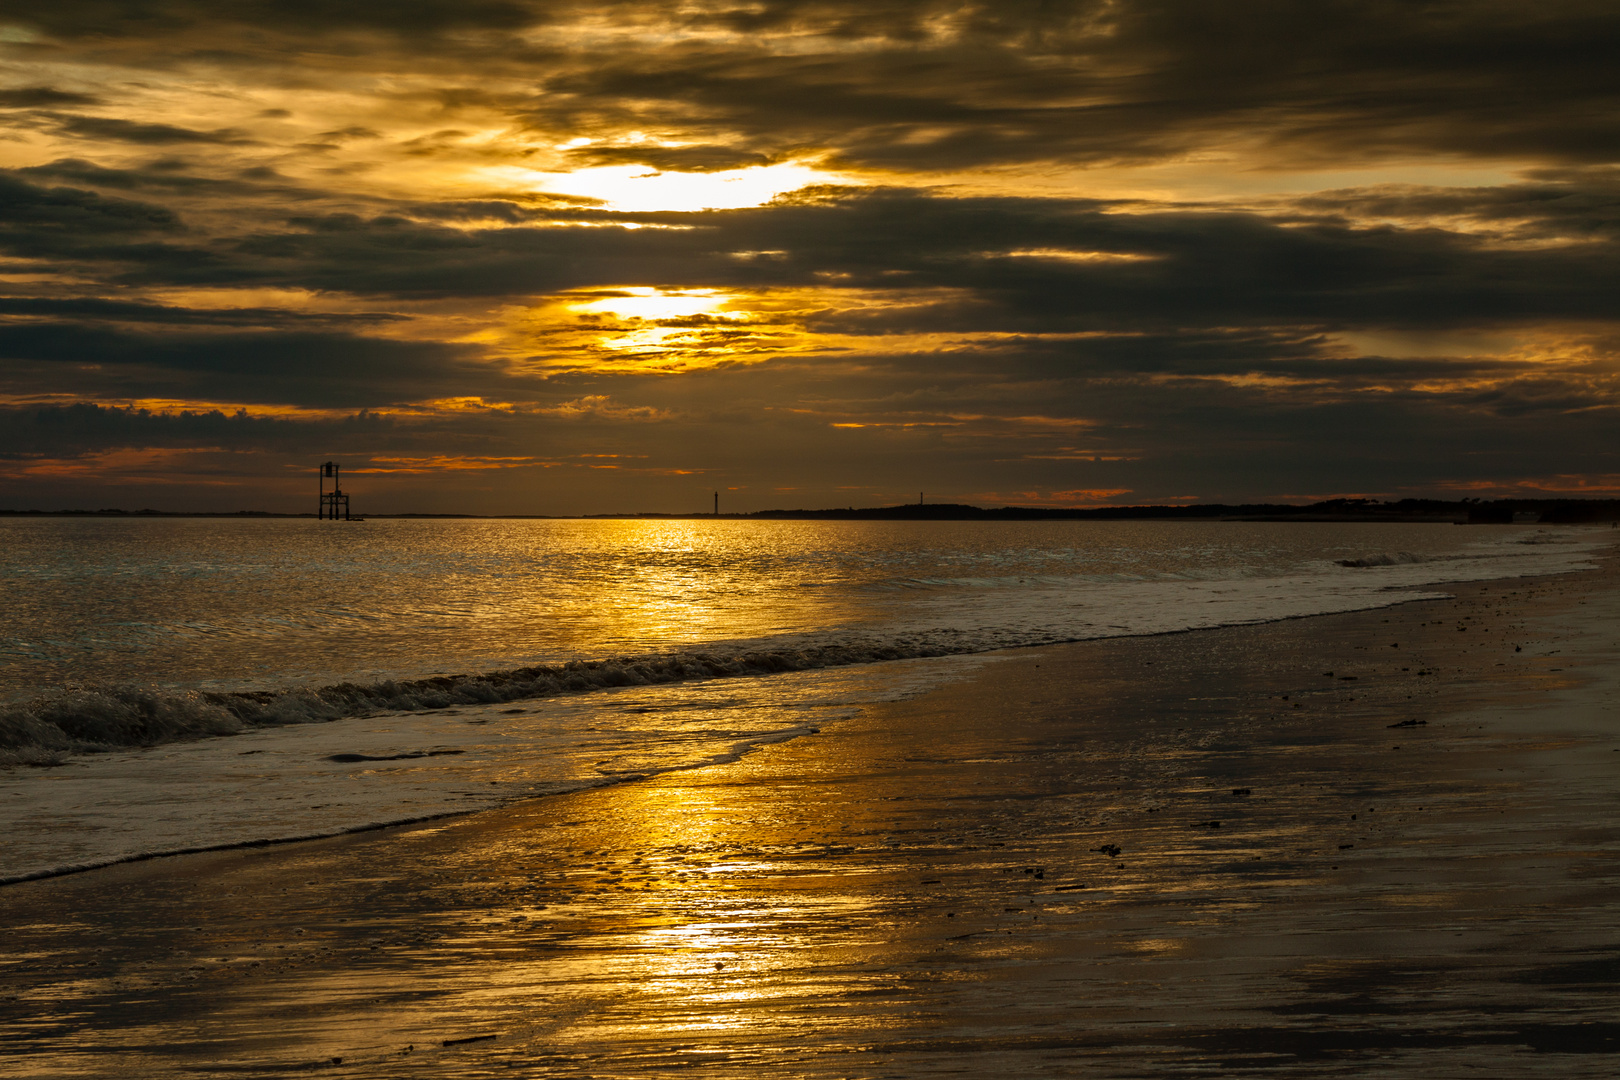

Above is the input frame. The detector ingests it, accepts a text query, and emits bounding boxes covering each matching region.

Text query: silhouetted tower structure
[318,461,351,520]
[713,490,719,516]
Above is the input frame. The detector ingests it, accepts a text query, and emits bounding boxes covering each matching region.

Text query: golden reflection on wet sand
[2,562,1619,1075]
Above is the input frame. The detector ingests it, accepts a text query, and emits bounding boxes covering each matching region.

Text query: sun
[488,159,852,213]
[572,287,735,322]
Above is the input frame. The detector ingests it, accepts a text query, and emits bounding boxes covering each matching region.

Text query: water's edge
[0,721,822,887]
[0,585,1474,888]
[4,536,1609,887]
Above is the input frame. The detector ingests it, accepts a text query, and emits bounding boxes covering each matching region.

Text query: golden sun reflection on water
[552,518,761,644]
[497,754,900,1050]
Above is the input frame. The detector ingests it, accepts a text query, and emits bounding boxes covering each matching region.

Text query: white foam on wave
[0,644,964,764]
[1336,551,1433,567]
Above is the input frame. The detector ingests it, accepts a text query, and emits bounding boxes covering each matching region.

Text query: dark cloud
[1294,172,1620,243]
[19,158,330,204]
[403,199,572,225]
[485,1,1620,171]
[50,114,259,145]
[0,401,393,458]
[314,126,381,141]
[0,322,493,407]
[0,295,405,328]
[0,0,542,40]
[6,2,1617,168]
[0,173,182,238]
[0,87,100,108]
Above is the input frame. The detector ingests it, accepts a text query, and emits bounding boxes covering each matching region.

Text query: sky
[0,0,1616,514]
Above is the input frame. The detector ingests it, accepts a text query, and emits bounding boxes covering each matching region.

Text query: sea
[0,516,1605,883]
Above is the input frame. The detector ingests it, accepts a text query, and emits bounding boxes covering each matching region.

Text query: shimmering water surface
[0,518,1604,882]
[0,517,1596,693]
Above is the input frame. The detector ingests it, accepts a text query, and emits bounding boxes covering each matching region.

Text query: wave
[0,640,950,764]
[1335,551,1437,568]
[1339,531,1582,567]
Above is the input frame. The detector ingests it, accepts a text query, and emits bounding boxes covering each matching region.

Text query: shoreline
[2,538,1603,886]
[1,547,1616,1075]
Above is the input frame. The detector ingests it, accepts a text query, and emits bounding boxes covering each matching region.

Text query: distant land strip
[3,499,1618,524]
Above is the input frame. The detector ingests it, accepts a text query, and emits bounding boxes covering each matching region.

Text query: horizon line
[2,496,1618,523]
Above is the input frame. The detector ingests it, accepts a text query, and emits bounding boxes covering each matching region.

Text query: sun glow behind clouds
[568,288,745,357]
[494,160,853,212]
[483,286,1169,375]
[574,288,736,323]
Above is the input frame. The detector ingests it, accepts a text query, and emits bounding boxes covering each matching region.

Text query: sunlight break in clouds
[573,288,737,323]
[495,160,853,213]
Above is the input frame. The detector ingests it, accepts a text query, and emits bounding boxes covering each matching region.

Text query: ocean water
[0,517,1605,881]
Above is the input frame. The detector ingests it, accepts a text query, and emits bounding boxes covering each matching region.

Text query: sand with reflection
[2,552,1618,1076]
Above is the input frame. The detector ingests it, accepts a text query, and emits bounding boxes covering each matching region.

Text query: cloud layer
[0,1,1616,510]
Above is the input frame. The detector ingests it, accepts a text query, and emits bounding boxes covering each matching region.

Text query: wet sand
[3,545,1618,1077]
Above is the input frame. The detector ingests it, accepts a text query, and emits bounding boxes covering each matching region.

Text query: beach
[5,2,1616,1071]
[2,543,1617,1077]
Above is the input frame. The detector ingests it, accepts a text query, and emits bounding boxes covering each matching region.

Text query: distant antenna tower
[318,461,351,520]
[713,490,719,516]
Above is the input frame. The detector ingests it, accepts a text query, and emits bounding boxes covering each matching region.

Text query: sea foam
[0,643,949,764]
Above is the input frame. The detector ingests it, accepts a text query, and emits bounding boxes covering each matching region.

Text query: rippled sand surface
[2,551,1617,1077]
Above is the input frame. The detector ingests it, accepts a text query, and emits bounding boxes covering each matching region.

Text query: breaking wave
[0,641,950,764]
[1339,531,1580,567]
[1335,552,1436,568]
